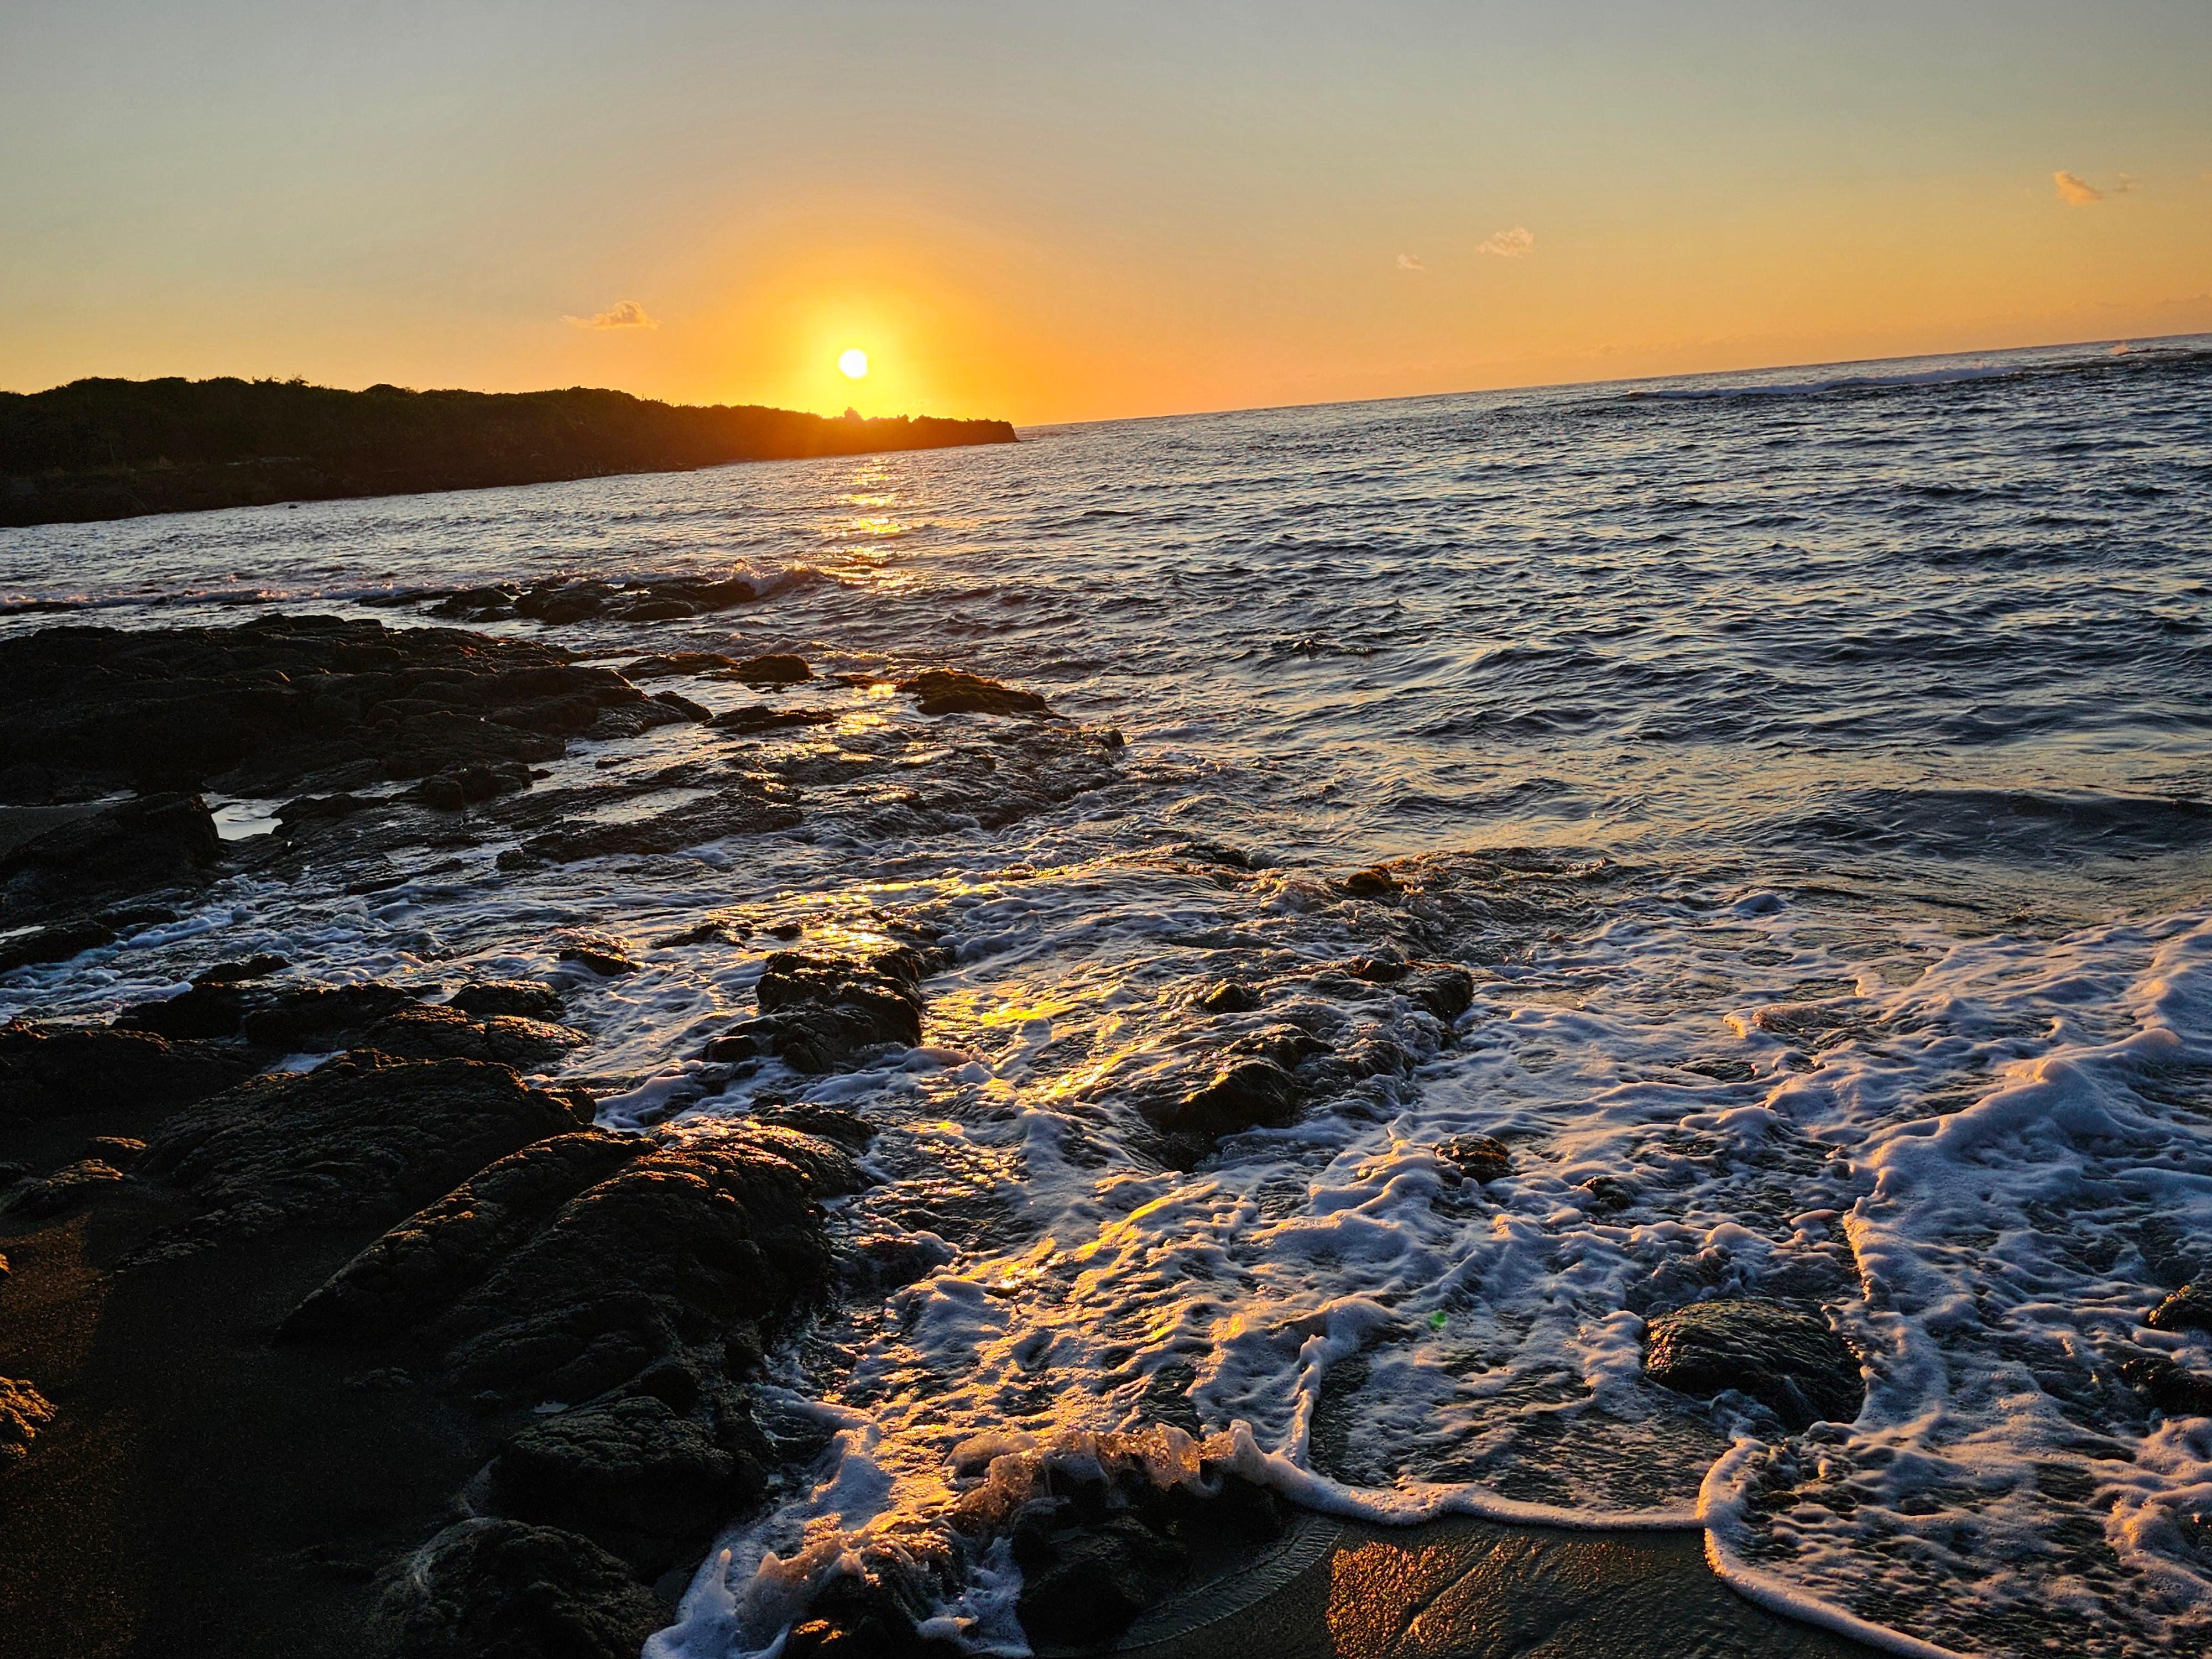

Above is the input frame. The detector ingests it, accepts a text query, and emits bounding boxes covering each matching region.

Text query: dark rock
[1340,866,1403,900]
[752,1100,875,1151]
[0,792,221,920]
[649,691,712,722]
[709,703,838,735]
[620,652,741,680]
[0,919,114,973]
[377,1518,665,1659]
[0,1376,56,1463]
[1147,1058,1304,1160]
[1224,1025,1332,1072]
[119,980,246,1040]
[784,1570,963,1659]
[1400,964,1475,1022]
[2121,1354,2212,1416]
[0,1019,258,1124]
[557,938,639,977]
[237,981,420,1050]
[4,1157,129,1218]
[515,786,802,865]
[729,654,812,687]
[138,1053,589,1240]
[359,1005,589,1071]
[704,950,925,1073]
[1198,979,1262,1014]
[2148,1280,2212,1334]
[1016,1515,1187,1650]
[85,1134,145,1162]
[283,1131,649,1343]
[1578,1174,1637,1213]
[290,1126,858,1408]
[1438,1134,1512,1185]
[1644,1298,1863,1431]
[896,669,1053,718]
[0,618,640,801]
[491,1392,758,1572]
[418,774,468,812]
[448,980,566,1022]
[276,790,372,823]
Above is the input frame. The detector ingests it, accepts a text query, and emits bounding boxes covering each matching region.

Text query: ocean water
[5,337,2212,1657]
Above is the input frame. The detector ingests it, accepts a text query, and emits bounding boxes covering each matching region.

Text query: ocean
[4,337,2211,1657]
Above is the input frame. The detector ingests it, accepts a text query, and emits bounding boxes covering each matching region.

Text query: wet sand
[1125,1511,1880,1659]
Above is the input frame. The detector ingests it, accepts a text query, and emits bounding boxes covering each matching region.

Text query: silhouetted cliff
[0,377,1017,526]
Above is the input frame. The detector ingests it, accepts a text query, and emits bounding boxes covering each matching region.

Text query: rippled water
[5,337,2211,1657]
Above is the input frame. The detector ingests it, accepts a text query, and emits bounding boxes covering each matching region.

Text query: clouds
[2053,170,2103,205]
[565,299,658,330]
[1475,225,1535,258]
[1396,253,1425,272]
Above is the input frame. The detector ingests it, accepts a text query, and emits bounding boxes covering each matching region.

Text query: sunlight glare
[838,348,869,379]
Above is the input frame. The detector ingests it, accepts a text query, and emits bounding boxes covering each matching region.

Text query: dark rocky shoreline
[0,610,1991,1658]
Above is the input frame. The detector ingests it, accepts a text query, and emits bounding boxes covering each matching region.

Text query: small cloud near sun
[1396,253,1426,271]
[1476,226,1536,258]
[565,299,658,330]
[2052,171,2103,206]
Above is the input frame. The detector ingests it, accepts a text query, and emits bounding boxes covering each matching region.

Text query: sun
[838,348,868,379]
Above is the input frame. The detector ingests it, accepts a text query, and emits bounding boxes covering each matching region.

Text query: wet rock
[709,703,838,735]
[2121,1354,2212,1417]
[490,1391,761,1572]
[1400,963,1475,1022]
[236,981,420,1050]
[957,1426,1287,1653]
[1198,979,1262,1014]
[620,652,742,680]
[1644,1298,1863,1431]
[0,617,660,811]
[512,786,802,865]
[378,1517,666,1659]
[276,790,372,824]
[784,1569,964,1659]
[1016,1514,1187,1650]
[448,980,566,1022]
[0,792,222,921]
[752,1100,875,1151]
[359,1005,589,1071]
[1146,1058,1305,1165]
[1341,865,1403,900]
[139,1053,589,1240]
[85,1134,147,1162]
[1438,1134,1512,1185]
[896,668,1053,718]
[119,980,248,1040]
[0,1376,56,1463]
[0,918,115,973]
[649,690,712,723]
[289,1126,858,1410]
[283,1131,649,1343]
[1578,1174,1637,1213]
[0,1019,258,1124]
[1224,1025,1332,1072]
[729,654,812,687]
[705,949,926,1073]
[557,938,639,977]
[4,1157,129,1218]
[2147,1280,2212,1334]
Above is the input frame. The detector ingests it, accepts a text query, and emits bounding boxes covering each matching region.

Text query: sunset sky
[3,1,2208,424]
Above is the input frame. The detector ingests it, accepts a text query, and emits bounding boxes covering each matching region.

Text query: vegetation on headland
[0,375,1018,526]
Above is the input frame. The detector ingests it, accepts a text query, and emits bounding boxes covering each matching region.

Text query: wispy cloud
[1475,225,1535,258]
[2112,172,2139,195]
[2053,170,2103,206]
[1396,253,1425,272]
[565,299,659,330]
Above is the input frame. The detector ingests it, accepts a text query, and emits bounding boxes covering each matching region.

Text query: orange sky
[3,3,2208,424]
